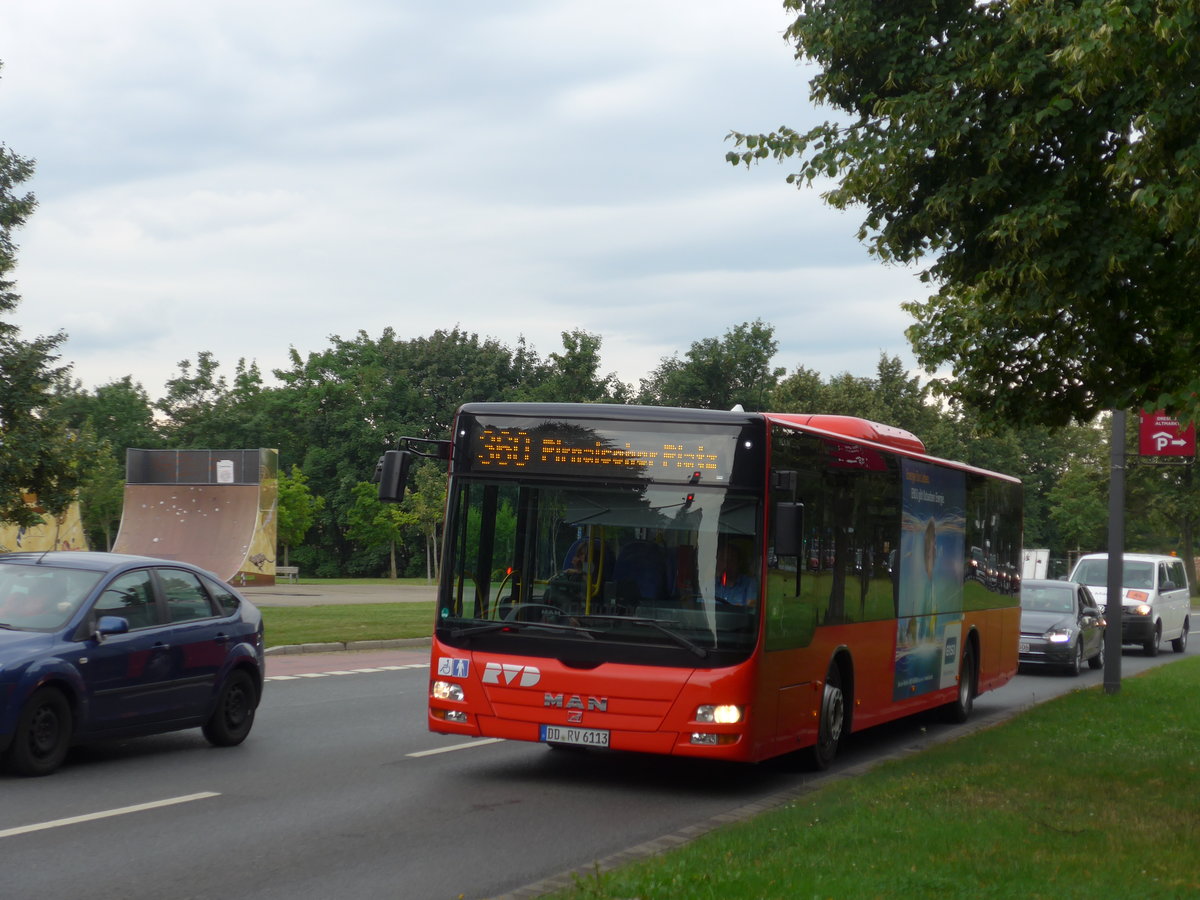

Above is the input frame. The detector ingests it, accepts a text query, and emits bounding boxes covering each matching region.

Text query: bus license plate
[540,725,610,747]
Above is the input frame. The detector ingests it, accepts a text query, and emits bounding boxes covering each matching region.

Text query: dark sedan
[0,551,264,776]
[1019,579,1105,676]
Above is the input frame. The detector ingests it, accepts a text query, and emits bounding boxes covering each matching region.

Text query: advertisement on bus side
[894,459,966,700]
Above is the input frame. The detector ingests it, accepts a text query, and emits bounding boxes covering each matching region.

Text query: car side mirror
[94,615,130,642]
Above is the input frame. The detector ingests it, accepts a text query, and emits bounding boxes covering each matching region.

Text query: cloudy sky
[1,0,928,402]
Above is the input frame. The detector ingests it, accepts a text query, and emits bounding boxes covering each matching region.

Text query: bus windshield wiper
[450,619,596,640]
[576,614,709,659]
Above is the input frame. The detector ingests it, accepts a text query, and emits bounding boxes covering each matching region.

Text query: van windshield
[1071,559,1154,590]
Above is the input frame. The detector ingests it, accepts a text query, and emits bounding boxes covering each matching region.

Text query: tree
[277,465,325,568]
[0,121,86,525]
[639,320,783,410]
[402,462,447,582]
[728,2,1200,427]
[76,437,125,550]
[346,480,415,579]
[521,329,632,404]
[52,375,162,463]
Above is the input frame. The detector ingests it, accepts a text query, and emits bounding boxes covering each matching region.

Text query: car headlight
[1045,628,1074,644]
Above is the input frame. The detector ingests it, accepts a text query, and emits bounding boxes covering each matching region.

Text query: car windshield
[438,479,761,660]
[1021,585,1074,614]
[1070,559,1154,590]
[0,564,104,631]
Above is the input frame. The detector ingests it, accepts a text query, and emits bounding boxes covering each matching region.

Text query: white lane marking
[265,663,427,682]
[407,738,505,758]
[0,792,220,840]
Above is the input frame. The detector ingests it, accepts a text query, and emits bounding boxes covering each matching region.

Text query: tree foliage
[639,320,783,410]
[728,0,1200,426]
[0,118,86,525]
[277,465,325,567]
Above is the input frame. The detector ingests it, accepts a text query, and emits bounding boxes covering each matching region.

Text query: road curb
[264,637,431,655]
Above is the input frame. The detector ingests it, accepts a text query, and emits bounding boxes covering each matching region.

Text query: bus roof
[454,403,1020,484]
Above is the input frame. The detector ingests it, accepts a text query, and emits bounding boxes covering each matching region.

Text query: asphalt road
[0,615,1191,900]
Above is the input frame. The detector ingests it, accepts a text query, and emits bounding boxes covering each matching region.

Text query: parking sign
[1138,411,1196,458]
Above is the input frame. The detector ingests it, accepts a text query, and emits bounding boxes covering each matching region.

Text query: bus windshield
[436,478,761,664]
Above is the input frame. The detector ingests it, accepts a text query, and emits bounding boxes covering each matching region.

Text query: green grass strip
[548,658,1200,900]
[260,602,435,647]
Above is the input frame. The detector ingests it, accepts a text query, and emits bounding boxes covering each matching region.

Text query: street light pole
[1103,409,1126,695]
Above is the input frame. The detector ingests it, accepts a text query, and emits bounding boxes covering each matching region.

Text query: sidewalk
[240,582,436,606]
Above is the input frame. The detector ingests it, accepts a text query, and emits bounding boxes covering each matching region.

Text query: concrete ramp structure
[113,448,279,585]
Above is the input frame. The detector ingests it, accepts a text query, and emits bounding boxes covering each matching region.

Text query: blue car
[0,551,265,776]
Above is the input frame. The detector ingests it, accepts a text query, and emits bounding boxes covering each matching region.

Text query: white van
[1068,553,1191,656]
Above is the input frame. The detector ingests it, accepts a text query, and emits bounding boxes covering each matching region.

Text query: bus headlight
[695,704,742,724]
[432,680,465,702]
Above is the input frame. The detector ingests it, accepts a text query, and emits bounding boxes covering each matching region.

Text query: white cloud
[2,0,926,404]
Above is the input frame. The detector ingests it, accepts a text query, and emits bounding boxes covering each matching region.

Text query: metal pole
[1103,409,1126,694]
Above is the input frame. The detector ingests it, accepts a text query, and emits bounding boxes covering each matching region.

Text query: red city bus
[377,403,1022,768]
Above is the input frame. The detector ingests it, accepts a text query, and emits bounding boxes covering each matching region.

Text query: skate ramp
[113,449,278,585]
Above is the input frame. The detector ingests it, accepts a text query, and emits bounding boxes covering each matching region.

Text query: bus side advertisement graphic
[894,459,966,700]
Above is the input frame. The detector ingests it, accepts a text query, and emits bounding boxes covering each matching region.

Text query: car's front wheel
[1144,623,1162,657]
[1067,641,1083,676]
[6,687,73,777]
[1171,619,1189,654]
[202,670,258,747]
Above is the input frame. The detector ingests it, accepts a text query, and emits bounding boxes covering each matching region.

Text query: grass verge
[547,657,1200,899]
[260,602,434,647]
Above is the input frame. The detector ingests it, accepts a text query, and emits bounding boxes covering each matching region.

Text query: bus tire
[945,641,975,724]
[808,662,847,770]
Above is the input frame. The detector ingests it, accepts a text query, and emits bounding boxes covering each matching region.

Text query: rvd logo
[481,662,541,687]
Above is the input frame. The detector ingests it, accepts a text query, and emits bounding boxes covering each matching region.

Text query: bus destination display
[472,425,731,479]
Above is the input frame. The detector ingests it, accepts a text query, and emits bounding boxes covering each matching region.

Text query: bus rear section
[394,402,1022,767]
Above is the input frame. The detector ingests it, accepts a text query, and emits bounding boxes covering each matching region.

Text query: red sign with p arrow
[1138,411,1197,457]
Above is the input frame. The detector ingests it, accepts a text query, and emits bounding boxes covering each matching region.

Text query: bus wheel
[945,642,975,724]
[808,664,846,770]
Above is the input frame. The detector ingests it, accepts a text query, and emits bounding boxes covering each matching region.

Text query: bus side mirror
[375,449,413,502]
[773,501,804,557]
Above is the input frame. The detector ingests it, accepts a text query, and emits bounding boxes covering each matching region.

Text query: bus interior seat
[615,540,670,606]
